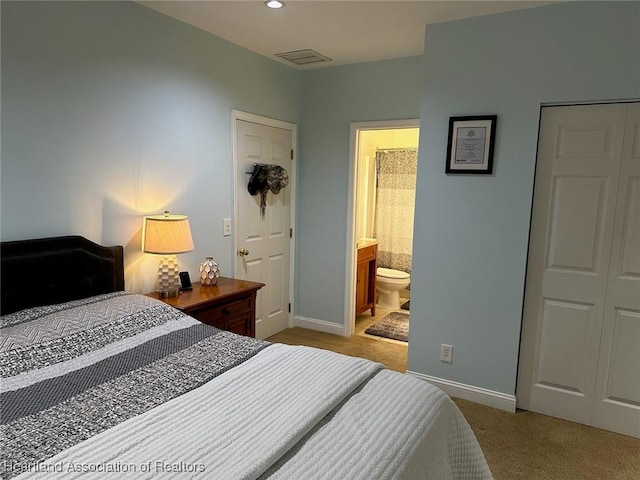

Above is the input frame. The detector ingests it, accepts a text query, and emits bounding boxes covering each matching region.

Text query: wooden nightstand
[147,277,264,337]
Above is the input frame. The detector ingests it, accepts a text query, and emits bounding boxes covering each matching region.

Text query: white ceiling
[139,1,554,69]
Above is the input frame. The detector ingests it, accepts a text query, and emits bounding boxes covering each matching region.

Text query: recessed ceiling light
[264,0,285,9]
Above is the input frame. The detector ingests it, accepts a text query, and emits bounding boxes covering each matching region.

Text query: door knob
[238,247,249,257]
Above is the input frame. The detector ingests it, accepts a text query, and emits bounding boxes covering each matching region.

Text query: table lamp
[142,211,194,297]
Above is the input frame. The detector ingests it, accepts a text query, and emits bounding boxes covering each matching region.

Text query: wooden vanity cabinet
[356,243,377,316]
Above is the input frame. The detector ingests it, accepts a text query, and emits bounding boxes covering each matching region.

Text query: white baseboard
[407,371,516,413]
[293,315,346,336]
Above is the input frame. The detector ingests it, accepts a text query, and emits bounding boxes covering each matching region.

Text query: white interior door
[235,117,293,340]
[518,103,640,438]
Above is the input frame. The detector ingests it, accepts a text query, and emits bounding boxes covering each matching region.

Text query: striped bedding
[1,293,493,479]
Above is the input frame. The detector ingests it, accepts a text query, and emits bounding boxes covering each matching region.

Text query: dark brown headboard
[1,235,124,315]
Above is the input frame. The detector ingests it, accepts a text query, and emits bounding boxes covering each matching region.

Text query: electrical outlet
[440,344,453,364]
[223,218,232,237]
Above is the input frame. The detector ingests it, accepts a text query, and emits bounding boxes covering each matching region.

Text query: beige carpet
[267,326,640,480]
[268,325,407,372]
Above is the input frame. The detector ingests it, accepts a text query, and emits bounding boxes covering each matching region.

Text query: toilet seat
[377,267,410,280]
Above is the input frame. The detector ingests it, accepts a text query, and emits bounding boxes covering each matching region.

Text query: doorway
[345,119,420,338]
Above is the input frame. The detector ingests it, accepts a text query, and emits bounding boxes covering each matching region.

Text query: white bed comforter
[18,343,492,480]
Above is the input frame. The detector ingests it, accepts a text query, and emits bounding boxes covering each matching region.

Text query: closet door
[518,103,639,438]
[592,104,640,436]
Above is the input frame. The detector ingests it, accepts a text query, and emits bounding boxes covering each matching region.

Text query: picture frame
[445,115,497,174]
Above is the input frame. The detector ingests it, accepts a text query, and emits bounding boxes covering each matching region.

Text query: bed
[0,236,493,480]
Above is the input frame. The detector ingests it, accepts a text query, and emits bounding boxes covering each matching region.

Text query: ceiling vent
[275,49,332,66]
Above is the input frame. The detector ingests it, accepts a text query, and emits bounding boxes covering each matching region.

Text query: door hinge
[291,149,294,160]
[290,228,293,238]
[288,303,291,313]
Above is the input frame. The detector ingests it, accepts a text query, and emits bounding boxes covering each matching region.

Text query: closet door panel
[593,103,640,438]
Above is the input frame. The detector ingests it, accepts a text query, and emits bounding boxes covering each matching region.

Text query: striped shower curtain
[373,148,417,273]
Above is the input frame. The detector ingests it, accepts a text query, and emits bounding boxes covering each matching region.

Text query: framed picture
[445,115,497,174]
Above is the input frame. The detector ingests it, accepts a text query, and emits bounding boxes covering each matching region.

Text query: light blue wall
[409,1,640,395]
[296,57,422,325]
[1,1,299,292]
[4,1,637,399]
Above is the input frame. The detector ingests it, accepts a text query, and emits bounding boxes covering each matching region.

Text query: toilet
[376,267,411,310]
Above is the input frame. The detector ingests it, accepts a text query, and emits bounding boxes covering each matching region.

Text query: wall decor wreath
[247,163,289,217]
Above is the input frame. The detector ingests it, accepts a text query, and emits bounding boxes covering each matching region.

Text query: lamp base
[159,289,180,298]
[157,254,180,297]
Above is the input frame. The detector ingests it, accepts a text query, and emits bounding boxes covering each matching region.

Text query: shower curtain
[373,148,417,273]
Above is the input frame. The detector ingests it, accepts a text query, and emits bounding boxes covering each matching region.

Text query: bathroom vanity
[356,239,378,316]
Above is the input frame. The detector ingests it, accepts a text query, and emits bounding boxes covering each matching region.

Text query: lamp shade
[142,213,194,254]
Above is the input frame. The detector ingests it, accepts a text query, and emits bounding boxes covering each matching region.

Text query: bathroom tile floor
[355,298,410,345]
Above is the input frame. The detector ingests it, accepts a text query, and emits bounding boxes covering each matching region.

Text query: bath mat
[364,311,409,342]
[401,300,410,310]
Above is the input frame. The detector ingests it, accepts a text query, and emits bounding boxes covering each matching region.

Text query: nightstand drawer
[193,297,252,325]
[224,314,252,336]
